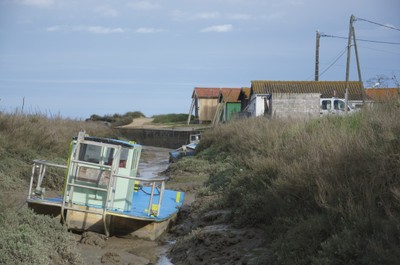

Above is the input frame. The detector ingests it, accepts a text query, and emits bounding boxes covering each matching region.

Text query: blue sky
[0,0,399,119]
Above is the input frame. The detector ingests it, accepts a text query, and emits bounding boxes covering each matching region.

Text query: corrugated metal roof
[219,88,242,102]
[193,87,220,99]
[251,81,364,100]
[365,88,399,101]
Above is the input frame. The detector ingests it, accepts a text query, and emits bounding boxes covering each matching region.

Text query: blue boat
[27,131,184,240]
[169,133,200,163]
[169,142,197,163]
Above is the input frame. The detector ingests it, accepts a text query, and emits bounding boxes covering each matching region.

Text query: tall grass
[189,103,400,264]
[0,111,118,264]
[0,111,116,190]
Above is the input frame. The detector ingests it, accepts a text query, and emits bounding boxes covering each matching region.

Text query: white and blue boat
[27,131,184,240]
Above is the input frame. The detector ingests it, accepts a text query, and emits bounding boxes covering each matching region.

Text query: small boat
[27,131,184,240]
[169,133,200,163]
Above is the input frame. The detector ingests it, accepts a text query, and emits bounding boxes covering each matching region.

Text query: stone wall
[271,93,321,119]
[117,128,204,149]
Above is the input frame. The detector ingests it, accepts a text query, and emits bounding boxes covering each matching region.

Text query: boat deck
[27,186,184,222]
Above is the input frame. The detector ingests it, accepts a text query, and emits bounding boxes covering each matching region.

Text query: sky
[0,0,399,119]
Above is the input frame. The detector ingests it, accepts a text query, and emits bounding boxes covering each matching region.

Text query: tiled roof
[365,88,399,101]
[193,87,221,98]
[219,88,242,102]
[251,81,364,100]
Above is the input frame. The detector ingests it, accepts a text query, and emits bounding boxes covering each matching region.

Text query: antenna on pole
[315,30,320,81]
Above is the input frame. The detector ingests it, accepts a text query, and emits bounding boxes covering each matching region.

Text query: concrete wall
[271,93,321,119]
[117,128,204,149]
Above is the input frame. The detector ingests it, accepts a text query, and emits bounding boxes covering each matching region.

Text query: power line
[358,45,400,56]
[355,17,400,32]
[318,46,348,78]
[320,33,400,45]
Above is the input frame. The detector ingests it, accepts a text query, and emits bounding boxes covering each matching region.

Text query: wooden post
[344,15,355,113]
[352,25,365,103]
[315,31,320,81]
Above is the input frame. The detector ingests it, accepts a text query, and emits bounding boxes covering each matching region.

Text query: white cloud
[172,10,256,21]
[172,10,221,21]
[46,25,125,34]
[194,12,221,20]
[257,12,284,21]
[171,10,187,21]
[46,25,64,32]
[135,27,164,34]
[127,1,160,11]
[94,6,119,18]
[201,24,233,33]
[227,13,252,20]
[85,26,124,34]
[16,0,54,8]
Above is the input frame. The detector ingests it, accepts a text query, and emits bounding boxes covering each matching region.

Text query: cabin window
[104,148,114,166]
[79,144,101,164]
[120,148,128,168]
[103,147,128,168]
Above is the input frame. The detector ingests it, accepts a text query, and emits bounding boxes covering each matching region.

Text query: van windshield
[334,100,345,111]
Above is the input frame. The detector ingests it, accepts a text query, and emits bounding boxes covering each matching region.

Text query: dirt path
[118,117,169,130]
[75,146,180,265]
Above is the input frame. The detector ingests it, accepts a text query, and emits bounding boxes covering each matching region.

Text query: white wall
[272,93,320,119]
[249,93,321,119]
[249,94,269,117]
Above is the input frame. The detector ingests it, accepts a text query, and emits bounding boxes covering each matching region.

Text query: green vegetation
[0,112,116,191]
[0,111,117,264]
[172,103,400,265]
[86,111,145,126]
[152,113,193,124]
[0,206,81,265]
[1,101,399,264]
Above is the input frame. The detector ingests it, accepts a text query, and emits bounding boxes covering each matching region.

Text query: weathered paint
[224,102,241,121]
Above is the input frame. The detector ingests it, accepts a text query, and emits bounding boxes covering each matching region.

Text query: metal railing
[28,160,67,200]
[28,159,168,236]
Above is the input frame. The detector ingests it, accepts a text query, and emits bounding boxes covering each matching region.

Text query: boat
[169,133,200,163]
[27,131,184,240]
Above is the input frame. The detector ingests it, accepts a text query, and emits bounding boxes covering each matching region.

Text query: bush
[152,113,192,124]
[0,206,82,265]
[179,102,400,264]
[0,111,119,264]
[86,111,145,126]
[0,111,116,188]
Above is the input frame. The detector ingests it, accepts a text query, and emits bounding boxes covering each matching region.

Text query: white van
[320,98,357,115]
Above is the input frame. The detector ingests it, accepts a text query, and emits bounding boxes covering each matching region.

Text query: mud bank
[166,198,267,265]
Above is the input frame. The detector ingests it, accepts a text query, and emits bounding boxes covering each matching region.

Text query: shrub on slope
[194,104,400,264]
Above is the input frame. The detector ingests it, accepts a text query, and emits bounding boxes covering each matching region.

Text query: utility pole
[352,25,364,103]
[315,31,320,81]
[344,15,355,113]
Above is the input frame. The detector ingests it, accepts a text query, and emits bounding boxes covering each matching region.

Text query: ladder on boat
[60,131,122,237]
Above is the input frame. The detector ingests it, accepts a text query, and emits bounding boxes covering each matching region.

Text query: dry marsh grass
[0,111,116,191]
[181,102,400,264]
[0,111,117,264]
